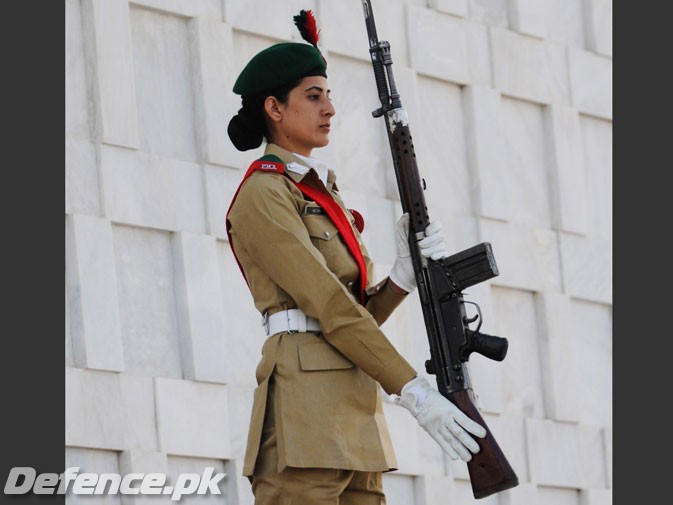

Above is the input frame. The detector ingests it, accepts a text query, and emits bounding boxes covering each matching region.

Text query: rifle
[359,0,519,498]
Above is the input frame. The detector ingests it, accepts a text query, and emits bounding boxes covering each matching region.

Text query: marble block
[112,225,184,379]
[579,488,612,505]
[568,48,612,120]
[118,450,169,505]
[508,0,547,39]
[217,242,269,387]
[499,97,552,228]
[545,105,588,235]
[166,455,229,504]
[382,473,416,505]
[536,485,581,505]
[546,42,571,105]
[119,373,159,452]
[322,0,408,66]
[526,418,584,488]
[66,138,102,217]
[463,85,509,221]
[65,446,121,505]
[578,424,609,489]
[190,18,241,168]
[414,475,456,505]
[128,0,222,18]
[66,0,90,139]
[155,377,231,459]
[568,299,612,428]
[467,0,509,28]
[499,482,540,505]
[559,233,612,304]
[407,5,470,84]
[583,0,612,57]
[382,401,422,475]
[545,0,586,49]
[490,27,550,104]
[451,478,502,504]
[130,7,199,162]
[173,231,230,384]
[225,0,317,41]
[428,0,468,18]
[579,115,612,241]
[100,145,206,233]
[492,287,545,419]
[479,220,562,293]
[66,367,126,450]
[535,293,581,423]
[66,214,124,372]
[82,0,139,148]
[466,21,493,86]
[204,165,246,240]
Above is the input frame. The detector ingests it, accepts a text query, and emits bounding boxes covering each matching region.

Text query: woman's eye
[309,95,320,100]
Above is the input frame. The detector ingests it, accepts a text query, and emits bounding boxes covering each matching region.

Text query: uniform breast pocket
[301,206,340,255]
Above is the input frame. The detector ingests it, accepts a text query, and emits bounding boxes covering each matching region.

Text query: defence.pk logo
[4,466,226,501]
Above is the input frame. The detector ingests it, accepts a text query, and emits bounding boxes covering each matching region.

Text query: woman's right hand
[394,375,486,461]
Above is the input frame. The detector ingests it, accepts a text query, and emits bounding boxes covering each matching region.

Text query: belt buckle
[286,310,298,334]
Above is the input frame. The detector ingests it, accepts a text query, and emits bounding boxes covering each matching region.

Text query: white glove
[395,376,487,462]
[389,214,450,293]
[418,220,450,261]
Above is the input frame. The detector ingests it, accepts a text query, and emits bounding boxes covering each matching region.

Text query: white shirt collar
[290,153,329,186]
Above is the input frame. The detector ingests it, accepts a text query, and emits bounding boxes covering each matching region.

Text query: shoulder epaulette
[247,155,285,175]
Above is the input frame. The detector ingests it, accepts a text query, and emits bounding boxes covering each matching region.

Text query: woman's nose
[325,99,336,117]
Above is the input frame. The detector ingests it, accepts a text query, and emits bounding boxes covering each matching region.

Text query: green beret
[233,42,327,97]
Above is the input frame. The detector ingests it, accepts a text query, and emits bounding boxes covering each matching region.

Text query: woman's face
[266,76,336,156]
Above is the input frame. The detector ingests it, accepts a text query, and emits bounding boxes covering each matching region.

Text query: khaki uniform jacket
[227,144,417,476]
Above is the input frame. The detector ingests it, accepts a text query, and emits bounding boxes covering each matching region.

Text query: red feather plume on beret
[293,9,320,46]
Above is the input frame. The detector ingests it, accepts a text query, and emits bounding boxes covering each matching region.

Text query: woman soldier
[226,10,486,505]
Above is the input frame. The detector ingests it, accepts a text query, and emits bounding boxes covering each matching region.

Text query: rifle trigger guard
[462,300,483,333]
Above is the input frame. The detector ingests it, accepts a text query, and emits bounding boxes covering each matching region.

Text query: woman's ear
[264,96,283,123]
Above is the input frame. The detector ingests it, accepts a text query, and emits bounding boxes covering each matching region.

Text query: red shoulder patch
[249,160,285,174]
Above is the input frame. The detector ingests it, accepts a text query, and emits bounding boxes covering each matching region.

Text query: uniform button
[324,231,330,238]
[347,281,354,287]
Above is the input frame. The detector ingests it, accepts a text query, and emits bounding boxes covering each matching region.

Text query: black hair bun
[227,107,263,151]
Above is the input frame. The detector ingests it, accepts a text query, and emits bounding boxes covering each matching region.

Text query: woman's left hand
[389,214,449,293]
[418,220,449,261]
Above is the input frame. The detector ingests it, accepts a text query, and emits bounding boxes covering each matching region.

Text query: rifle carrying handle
[449,389,519,499]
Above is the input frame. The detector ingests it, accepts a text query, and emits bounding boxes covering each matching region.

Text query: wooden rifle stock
[359,0,519,498]
[450,390,519,498]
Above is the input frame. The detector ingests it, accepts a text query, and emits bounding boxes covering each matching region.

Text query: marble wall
[65,1,612,504]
